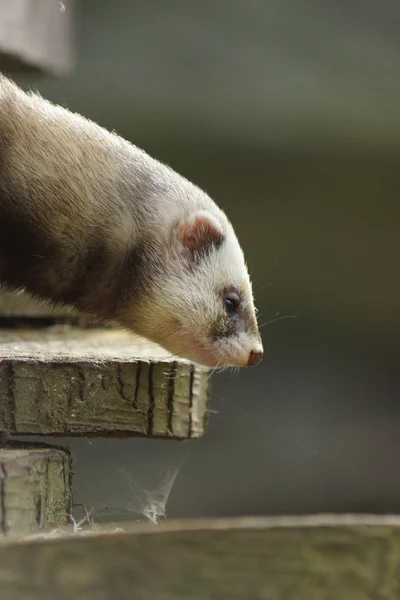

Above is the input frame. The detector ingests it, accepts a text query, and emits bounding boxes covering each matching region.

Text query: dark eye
[224,296,239,315]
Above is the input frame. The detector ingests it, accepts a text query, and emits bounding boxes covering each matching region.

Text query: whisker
[254,281,273,294]
[202,365,219,388]
[259,314,298,329]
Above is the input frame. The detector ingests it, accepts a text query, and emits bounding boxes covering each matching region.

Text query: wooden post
[0,290,75,319]
[0,327,210,439]
[0,444,71,537]
[0,292,210,441]
[0,290,211,545]
[0,0,74,76]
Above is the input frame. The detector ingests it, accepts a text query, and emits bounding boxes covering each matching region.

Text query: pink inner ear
[179,214,224,253]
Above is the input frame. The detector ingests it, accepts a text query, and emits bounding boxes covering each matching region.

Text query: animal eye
[224,296,239,315]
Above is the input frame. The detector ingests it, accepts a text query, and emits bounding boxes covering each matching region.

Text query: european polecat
[0,75,263,368]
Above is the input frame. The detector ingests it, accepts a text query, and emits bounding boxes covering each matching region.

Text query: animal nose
[247,348,263,367]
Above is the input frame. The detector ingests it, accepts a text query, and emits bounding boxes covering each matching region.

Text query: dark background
[15,0,400,521]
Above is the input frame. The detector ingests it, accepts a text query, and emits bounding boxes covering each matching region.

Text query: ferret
[0,75,263,368]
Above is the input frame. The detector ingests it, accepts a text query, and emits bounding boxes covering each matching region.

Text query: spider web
[72,440,191,526]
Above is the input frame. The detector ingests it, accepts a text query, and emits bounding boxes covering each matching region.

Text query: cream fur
[0,75,262,367]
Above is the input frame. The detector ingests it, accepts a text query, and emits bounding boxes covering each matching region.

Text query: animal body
[0,75,263,368]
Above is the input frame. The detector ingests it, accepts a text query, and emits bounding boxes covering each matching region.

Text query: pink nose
[247,349,263,367]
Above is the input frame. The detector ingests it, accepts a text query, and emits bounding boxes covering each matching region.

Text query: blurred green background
[14,0,400,520]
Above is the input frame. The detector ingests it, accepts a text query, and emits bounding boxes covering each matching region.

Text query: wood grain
[0,444,71,537]
[1,514,400,599]
[0,290,76,319]
[0,328,210,438]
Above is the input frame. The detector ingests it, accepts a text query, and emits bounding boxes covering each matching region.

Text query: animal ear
[176,210,225,256]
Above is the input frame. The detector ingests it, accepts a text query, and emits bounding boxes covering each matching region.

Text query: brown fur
[0,76,168,321]
[0,75,263,367]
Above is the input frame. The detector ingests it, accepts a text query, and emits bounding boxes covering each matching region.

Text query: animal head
[124,208,263,369]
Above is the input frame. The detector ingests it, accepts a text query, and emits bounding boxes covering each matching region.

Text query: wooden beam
[0,290,75,320]
[0,328,210,438]
[1,515,400,598]
[0,444,71,537]
[0,0,73,76]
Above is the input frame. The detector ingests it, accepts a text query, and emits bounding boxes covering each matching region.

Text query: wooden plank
[0,443,71,537]
[0,290,76,319]
[0,328,210,438]
[0,0,73,76]
[1,515,400,599]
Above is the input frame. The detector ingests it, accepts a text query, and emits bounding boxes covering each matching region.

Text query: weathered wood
[0,328,210,438]
[0,290,76,319]
[0,444,71,537]
[0,0,73,75]
[1,515,400,599]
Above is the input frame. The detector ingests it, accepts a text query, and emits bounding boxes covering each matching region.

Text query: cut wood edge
[0,443,72,537]
[0,328,211,439]
[6,513,400,543]
[0,290,78,320]
[1,514,400,599]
